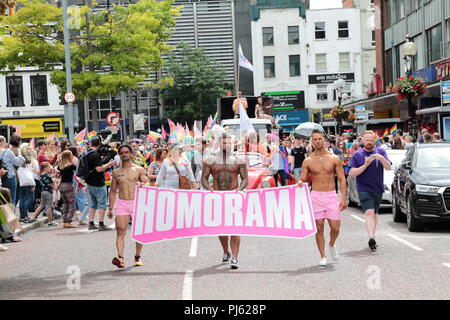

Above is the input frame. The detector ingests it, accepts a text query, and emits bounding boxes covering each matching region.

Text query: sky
[310,0,343,9]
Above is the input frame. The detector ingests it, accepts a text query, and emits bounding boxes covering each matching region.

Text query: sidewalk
[18,213,63,236]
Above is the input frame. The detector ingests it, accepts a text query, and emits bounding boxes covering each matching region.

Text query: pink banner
[131,185,317,244]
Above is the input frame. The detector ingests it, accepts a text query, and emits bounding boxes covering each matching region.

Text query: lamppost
[333,78,349,134]
[403,35,418,135]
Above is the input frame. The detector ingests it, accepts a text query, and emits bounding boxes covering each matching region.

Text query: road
[1,207,449,300]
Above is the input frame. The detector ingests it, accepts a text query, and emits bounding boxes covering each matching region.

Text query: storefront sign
[261,91,305,110]
[320,108,334,122]
[443,117,450,141]
[442,81,450,105]
[308,73,355,84]
[412,66,436,82]
[436,60,450,80]
[273,110,309,126]
[1,118,63,138]
[355,105,368,121]
[132,186,317,244]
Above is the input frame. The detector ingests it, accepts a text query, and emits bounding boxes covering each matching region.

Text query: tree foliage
[0,0,180,117]
[161,42,231,122]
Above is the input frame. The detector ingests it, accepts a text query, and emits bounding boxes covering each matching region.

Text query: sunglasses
[119,150,131,155]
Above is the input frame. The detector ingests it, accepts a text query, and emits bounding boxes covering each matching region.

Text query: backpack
[76,150,95,182]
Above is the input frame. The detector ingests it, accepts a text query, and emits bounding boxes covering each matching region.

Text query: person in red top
[37,140,58,166]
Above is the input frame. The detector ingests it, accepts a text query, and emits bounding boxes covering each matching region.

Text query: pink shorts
[114,199,135,216]
[311,191,340,221]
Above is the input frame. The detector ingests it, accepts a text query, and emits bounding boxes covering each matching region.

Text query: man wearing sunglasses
[108,144,149,268]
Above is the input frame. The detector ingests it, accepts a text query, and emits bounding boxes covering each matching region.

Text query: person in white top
[156,144,195,189]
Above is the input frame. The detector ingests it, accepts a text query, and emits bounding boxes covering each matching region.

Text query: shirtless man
[297,130,347,267]
[201,133,248,269]
[232,91,248,118]
[108,144,149,268]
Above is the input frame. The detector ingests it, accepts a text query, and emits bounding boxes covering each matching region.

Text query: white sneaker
[319,257,327,267]
[329,244,339,261]
[230,258,239,269]
[0,244,8,251]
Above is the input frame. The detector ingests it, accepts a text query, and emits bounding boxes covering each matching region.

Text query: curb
[18,214,63,236]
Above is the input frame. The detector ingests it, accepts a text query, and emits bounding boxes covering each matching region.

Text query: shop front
[273,110,309,133]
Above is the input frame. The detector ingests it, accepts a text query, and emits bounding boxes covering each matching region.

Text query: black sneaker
[369,238,378,251]
[222,252,231,264]
[98,224,113,231]
[88,224,98,230]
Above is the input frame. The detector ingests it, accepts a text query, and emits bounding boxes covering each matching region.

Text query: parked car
[235,152,275,189]
[348,149,407,211]
[391,143,450,232]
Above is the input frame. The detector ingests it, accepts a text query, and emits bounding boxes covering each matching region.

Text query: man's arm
[373,153,392,170]
[335,157,347,211]
[238,162,248,191]
[349,156,374,177]
[201,161,213,191]
[138,167,150,186]
[297,159,310,185]
[108,170,118,219]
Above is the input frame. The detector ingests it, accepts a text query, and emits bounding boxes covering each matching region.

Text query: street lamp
[403,35,418,135]
[333,78,347,134]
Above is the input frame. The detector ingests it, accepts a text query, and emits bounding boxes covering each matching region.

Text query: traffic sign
[64,92,76,103]
[106,112,120,127]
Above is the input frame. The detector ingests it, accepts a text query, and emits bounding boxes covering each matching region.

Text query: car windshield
[224,124,272,137]
[235,154,264,168]
[386,151,406,170]
[416,147,450,169]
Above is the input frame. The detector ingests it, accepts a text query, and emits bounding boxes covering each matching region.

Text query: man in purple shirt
[349,131,392,252]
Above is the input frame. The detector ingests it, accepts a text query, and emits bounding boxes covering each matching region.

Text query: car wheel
[406,195,424,232]
[392,192,406,223]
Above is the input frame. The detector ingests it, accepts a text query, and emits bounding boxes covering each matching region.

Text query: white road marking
[182,270,194,300]
[189,237,198,258]
[76,229,97,234]
[351,215,365,223]
[443,263,450,269]
[388,234,424,251]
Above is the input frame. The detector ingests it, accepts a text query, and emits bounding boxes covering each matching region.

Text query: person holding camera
[85,137,115,231]
[349,131,392,252]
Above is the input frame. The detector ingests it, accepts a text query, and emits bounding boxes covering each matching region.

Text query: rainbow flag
[383,129,389,137]
[193,122,202,138]
[167,119,176,134]
[211,112,218,126]
[161,126,169,140]
[203,116,213,138]
[75,128,87,143]
[147,131,161,142]
[78,140,88,146]
[375,134,381,146]
[47,133,56,141]
[87,131,97,140]
[30,138,35,149]
[390,124,398,136]
[176,123,185,142]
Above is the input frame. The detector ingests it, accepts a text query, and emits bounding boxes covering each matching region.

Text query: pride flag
[147,131,161,142]
[390,124,398,136]
[375,134,381,146]
[383,129,389,137]
[30,138,35,149]
[176,123,185,142]
[211,112,218,126]
[75,128,87,143]
[203,116,213,138]
[87,131,97,140]
[168,119,176,134]
[161,126,169,140]
[47,133,56,141]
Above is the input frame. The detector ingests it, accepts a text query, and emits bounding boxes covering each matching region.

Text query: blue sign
[412,66,436,82]
[442,81,450,105]
[443,117,450,141]
[273,110,309,126]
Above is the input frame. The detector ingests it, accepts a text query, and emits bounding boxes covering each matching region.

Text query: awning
[416,106,450,115]
[355,118,401,124]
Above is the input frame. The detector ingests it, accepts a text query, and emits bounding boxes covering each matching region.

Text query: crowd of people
[0,124,445,267]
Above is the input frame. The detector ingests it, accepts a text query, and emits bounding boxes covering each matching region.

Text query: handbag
[17,165,36,187]
[0,192,22,234]
[173,163,192,190]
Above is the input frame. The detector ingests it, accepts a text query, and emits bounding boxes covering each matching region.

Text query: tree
[0,0,180,132]
[161,42,231,123]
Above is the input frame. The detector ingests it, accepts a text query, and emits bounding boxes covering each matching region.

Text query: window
[317,85,328,102]
[288,26,299,45]
[262,27,274,46]
[315,53,327,72]
[333,84,352,101]
[338,21,349,38]
[289,55,300,77]
[315,22,326,39]
[30,75,48,106]
[339,52,351,71]
[371,30,376,46]
[427,24,442,64]
[264,56,275,78]
[6,76,24,107]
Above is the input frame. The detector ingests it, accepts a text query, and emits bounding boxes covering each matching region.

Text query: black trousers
[273,170,286,186]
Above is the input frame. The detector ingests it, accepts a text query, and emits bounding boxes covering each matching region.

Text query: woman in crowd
[392,137,404,150]
[338,140,351,179]
[17,143,36,222]
[147,148,168,187]
[0,135,25,206]
[156,143,195,189]
[70,147,90,226]
[45,139,58,160]
[55,150,78,228]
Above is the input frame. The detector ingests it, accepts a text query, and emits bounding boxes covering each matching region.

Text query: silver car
[348,149,407,210]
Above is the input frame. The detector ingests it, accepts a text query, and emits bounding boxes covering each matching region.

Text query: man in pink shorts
[108,144,149,268]
[298,130,347,267]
